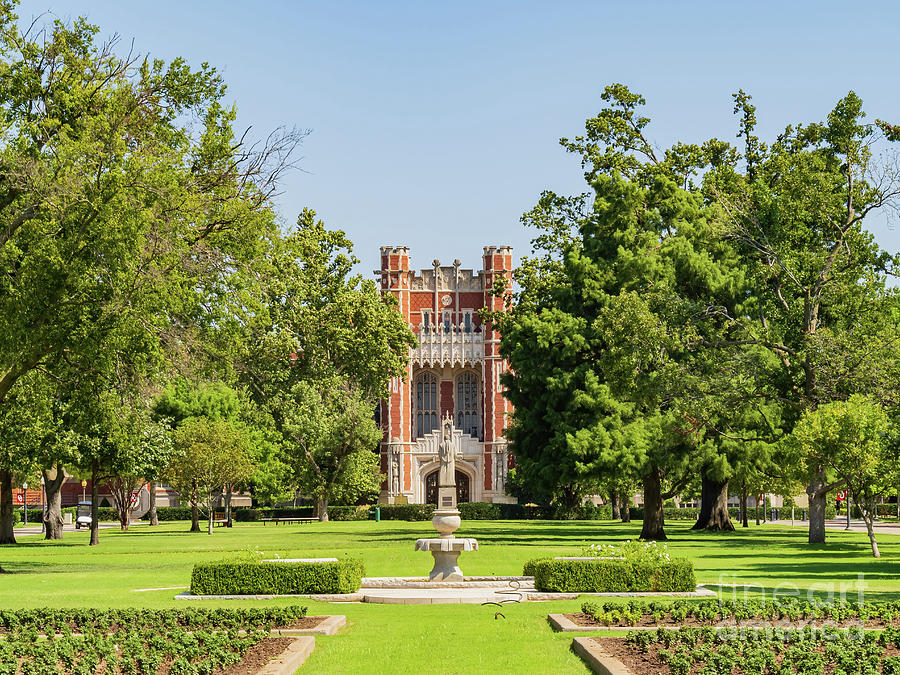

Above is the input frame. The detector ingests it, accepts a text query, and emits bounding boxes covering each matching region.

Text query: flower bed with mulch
[0,607,311,674]
[586,626,900,675]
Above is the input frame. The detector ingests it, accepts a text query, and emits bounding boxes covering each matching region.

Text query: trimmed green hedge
[148,501,834,523]
[850,503,897,519]
[148,506,195,521]
[233,506,370,522]
[190,558,365,595]
[524,557,696,593]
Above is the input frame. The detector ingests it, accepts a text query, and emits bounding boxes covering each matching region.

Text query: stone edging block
[548,614,583,632]
[274,615,346,636]
[571,637,632,675]
[258,636,315,675]
[176,591,365,602]
[548,615,674,632]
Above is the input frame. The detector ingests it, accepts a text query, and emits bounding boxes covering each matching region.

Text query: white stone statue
[438,416,455,487]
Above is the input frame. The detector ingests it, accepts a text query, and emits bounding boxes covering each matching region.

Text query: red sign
[15,494,23,504]
[836,491,846,501]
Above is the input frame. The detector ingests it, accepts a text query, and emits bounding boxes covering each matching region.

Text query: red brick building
[375,246,515,504]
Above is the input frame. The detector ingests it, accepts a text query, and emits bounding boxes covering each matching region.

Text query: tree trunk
[148,481,158,526]
[110,479,130,531]
[0,468,16,545]
[317,496,329,522]
[42,466,65,540]
[189,479,201,533]
[621,501,631,523]
[861,494,880,558]
[559,485,580,510]
[639,467,666,541]
[610,491,620,520]
[208,502,214,536]
[846,494,852,530]
[740,482,748,528]
[807,470,827,544]
[225,484,233,528]
[755,494,761,525]
[692,476,735,531]
[89,461,100,546]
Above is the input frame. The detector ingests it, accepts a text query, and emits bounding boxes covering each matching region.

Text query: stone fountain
[415,415,478,581]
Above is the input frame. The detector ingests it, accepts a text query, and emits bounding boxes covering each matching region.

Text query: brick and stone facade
[375,246,516,505]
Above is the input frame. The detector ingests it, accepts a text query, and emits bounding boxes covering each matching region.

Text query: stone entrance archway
[425,470,470,505]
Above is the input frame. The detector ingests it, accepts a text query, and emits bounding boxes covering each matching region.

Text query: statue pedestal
[414,507,478,581]
[414,536,479,581]
[437,486,457,511]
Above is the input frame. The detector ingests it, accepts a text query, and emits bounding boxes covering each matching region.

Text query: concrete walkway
[13,521,146,537]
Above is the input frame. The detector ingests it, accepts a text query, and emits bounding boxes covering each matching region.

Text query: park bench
[213,511,228,527]
[260,516,318,525]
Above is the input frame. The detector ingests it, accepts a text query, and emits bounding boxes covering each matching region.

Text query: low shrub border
[579,598,900,627]
[190,559,365,596]
[148,501,834,523]
[525,557,696,593]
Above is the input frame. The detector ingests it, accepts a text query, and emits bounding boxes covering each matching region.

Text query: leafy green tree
[498,85,751,538]
[283,379,383,517]
[0,4,296,542]
[704,91,900,543]
[240,210,415,521]
[167,417,253,535]
[0,370,47,544]
[103,415,172,531]
[789,396,896,557]
[501,83,900,544]
[154,379,246,530]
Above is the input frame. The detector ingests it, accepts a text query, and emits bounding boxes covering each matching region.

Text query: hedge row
[630,504,837,522]
[233,506,371,522]
[190,559,365,596]
[524,557,696,593]
[142,502,838,524]
[850,503,899,519]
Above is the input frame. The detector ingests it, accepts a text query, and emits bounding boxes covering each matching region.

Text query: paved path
[13,521,146,537]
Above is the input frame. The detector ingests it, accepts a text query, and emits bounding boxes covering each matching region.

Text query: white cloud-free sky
[17,1,900,277]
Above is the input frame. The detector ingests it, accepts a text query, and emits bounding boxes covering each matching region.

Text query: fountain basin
[415,537,479,581]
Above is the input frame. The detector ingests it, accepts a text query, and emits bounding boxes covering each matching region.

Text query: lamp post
[81,480,86,503]
[22,482,27,527]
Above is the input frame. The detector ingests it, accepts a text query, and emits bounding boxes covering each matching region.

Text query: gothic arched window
[456,372,480,438]
[414,372,438,438]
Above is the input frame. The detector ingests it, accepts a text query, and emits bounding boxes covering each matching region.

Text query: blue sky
[19,1,900,277]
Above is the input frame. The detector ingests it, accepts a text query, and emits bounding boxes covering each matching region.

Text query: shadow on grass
[0,539,86,549]
[0,560,56,573]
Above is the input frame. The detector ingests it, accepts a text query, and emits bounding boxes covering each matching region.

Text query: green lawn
[3,519,900,673]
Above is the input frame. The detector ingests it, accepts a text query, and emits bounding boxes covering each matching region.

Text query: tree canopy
[498,84,900,541]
